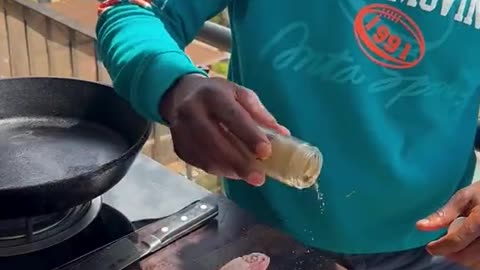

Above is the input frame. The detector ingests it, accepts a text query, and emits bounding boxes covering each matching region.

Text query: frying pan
[0,77,151,219]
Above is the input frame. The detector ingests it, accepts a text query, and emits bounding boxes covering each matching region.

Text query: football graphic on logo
[353,4,425,69]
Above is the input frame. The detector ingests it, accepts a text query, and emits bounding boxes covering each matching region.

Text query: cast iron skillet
[0,77,151,219]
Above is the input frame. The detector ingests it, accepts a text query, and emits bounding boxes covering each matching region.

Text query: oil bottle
[257,127,323,189]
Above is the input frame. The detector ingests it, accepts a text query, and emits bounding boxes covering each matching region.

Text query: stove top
[0,203,133,270]
[0,197,101,257]
[0,155,209,270]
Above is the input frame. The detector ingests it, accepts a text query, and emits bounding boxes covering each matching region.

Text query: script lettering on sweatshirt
[260,22,366,85]
[260,21,466,109]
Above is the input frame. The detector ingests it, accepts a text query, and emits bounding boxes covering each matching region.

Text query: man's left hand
[417,182,480,269]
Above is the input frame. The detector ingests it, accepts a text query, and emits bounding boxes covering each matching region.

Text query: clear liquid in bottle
[257,127,323,189]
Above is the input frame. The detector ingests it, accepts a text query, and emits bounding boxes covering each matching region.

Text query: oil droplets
[312,182,325,214]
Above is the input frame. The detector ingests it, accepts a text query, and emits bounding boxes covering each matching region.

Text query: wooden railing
[0,0,109,81]
[0,0,230,191]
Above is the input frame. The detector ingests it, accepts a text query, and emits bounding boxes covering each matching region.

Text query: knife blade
[54,199,218,270]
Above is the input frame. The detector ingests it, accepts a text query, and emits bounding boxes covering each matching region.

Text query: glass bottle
[257,127,323,189]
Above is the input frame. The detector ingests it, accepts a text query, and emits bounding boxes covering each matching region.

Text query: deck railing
[0,0,107,80]
[0,0,232,78]
[198,22,231,52]
[1,0,231,188]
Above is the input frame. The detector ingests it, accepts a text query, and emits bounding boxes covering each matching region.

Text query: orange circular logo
[353,4,425,69]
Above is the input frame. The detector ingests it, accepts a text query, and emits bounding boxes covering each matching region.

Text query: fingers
[208,122,265,186]
[426,207,480,256]
[170,115,217,171]
[171,111,264,186]
[206,95,272,160]
[417,189,472,231]
[234,86,290,136]
[217,123,266,185]
[234,86,276,126]
[448,239,480,268]
[165,77,286,186]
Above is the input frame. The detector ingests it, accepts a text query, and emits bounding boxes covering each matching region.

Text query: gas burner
[0,197,101,257]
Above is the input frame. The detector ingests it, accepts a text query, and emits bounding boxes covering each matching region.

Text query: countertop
[131,195,344,270]
[103,154,209,221]
[101,154,344,270]
[100,151,480,270]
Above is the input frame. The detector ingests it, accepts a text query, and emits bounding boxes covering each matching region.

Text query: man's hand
[160,74,289,186]
[416,182,480,269]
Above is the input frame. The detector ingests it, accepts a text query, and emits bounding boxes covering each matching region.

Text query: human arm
[95,0,228,122]
[95,0,289,185]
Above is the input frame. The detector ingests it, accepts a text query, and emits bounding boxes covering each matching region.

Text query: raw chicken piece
[220,253,270,270]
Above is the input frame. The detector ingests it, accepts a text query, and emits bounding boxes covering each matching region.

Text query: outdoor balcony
[0,0,231,192]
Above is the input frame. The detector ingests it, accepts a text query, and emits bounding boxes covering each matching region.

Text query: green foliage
[209,10,229,27]
[209,14,223,24]
[210,60,229,76]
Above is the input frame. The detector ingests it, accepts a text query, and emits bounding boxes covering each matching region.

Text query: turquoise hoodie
[96,0,480,254]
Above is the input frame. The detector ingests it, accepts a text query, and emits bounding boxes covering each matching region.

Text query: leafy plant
[210,60,229,76]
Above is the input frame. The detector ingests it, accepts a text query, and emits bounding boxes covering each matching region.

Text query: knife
[54,199,218,270]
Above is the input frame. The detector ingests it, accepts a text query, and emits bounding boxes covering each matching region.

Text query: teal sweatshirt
[96,0,480,254]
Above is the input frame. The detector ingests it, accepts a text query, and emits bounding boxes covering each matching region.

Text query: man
[96,0,480,269]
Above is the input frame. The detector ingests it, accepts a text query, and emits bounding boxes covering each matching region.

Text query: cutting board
[128,195,346,270]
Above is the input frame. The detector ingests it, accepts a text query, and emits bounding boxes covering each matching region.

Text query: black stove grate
[0,210,72,240]
[0,203,134,270]
[0,197,102,257]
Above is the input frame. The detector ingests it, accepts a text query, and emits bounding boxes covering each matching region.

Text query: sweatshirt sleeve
[95,0,229,123]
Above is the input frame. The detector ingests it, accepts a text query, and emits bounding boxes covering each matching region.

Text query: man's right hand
[159,74,289,186]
